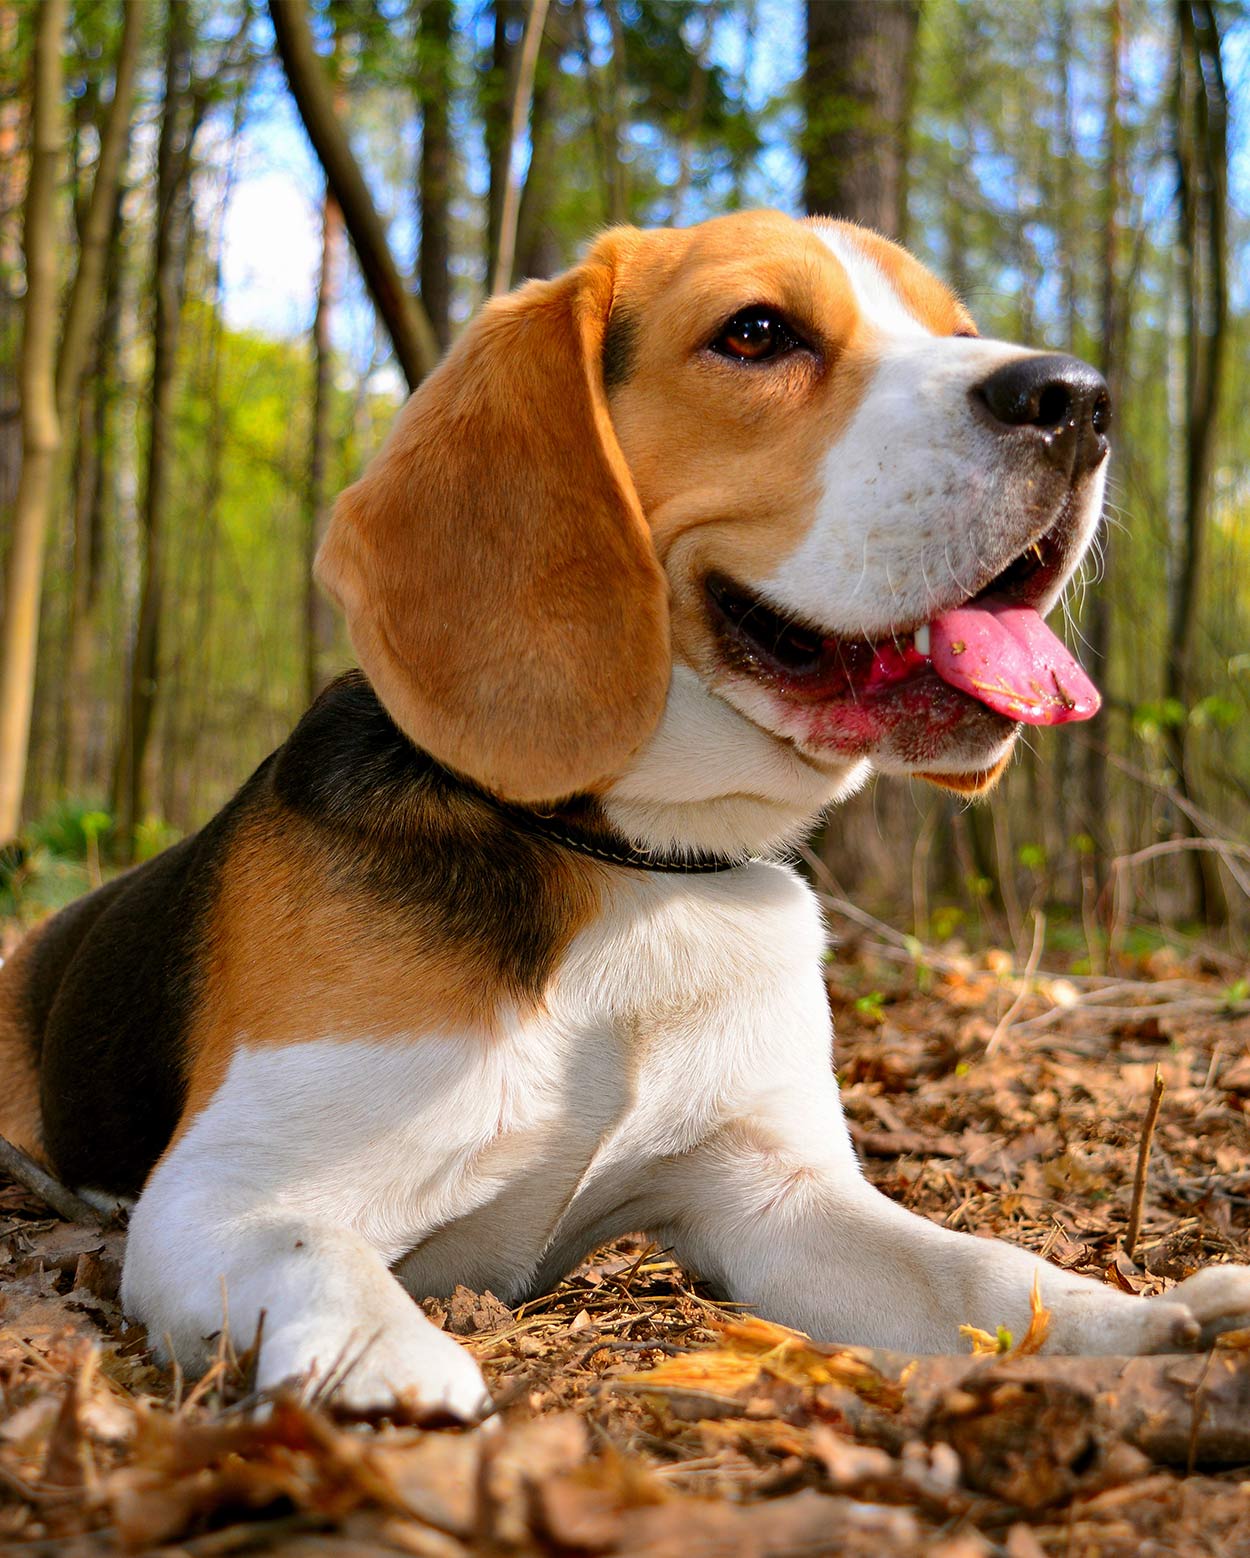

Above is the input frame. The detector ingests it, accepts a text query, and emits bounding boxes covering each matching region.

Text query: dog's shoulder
[22,674,610,1194]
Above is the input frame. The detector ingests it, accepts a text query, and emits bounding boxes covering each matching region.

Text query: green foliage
[0,843,93,925]
[1224,979,1250,1009]
[134,817,183,863]
[1132,699,1188,742]
[853,990,886,1021]
[931,906,966,942]
[27,802,113,861]
[1189,695,1240,730]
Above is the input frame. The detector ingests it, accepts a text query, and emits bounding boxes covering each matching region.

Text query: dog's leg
[124,1195,492,1417]
[121,1043,497,1419]
[643,972,1250,1356]
[659,1134,1250,1353]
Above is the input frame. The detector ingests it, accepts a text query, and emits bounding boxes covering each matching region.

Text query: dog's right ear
[316,231,671,805]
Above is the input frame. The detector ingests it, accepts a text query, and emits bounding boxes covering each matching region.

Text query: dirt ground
[2,923,1250,1556]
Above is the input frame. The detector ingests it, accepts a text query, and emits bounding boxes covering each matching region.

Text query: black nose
[974,353,1111,477]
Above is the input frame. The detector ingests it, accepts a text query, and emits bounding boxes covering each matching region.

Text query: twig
[0,1132,103,1225]
[1106,837,1250,960]
[1081,738,1250,900]
[1125,1068,1166,1260]
[986,907,1046,1055]
[1017,995,1250,1036]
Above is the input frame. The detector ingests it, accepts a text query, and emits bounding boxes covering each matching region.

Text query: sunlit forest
[8,7,1250,1551]
[1,0,1248,964]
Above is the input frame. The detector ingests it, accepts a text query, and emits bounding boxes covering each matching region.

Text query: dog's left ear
[316,230,670,804]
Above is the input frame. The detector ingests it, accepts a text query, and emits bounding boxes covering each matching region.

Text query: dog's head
[318,211,1108,849]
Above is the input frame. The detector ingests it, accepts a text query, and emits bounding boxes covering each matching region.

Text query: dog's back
[0,785,251,1194]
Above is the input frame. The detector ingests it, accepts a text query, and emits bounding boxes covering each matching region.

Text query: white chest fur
[139,860,839,1308]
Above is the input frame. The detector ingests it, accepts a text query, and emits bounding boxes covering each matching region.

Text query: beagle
[3,210,1248,1421]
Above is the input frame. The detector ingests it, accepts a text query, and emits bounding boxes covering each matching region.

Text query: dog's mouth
[705,519,1100,728]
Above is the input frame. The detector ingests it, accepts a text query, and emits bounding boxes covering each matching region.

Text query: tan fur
[174,804,604,1136]
[822,222,977,336]
[605,214,876,674]
[316,211,975,807]
[919,751,1013,796]
[0,930,47,1158]
[316,231,670,807]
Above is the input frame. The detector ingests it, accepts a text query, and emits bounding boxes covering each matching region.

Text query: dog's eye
[710,308,802,363]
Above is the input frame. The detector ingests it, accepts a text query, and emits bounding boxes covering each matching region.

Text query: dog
[2,210,1248,1421]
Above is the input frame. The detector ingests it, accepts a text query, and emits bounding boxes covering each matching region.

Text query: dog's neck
[601,666,869,859]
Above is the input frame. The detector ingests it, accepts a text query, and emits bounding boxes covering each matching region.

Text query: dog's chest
[184,862,827,1298]
[398,862,830,1294]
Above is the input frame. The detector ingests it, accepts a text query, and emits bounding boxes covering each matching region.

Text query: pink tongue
[929,597,1101,726]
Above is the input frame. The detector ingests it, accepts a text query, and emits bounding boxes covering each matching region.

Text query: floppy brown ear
[316,232,670,804]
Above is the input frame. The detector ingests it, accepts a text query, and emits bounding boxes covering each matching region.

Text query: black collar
[446,767,748,875]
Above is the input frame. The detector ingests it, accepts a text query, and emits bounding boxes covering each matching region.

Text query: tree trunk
[0,3,27,528]
[0,0,66,839]
[54,0,141,430]
[417,0,453,349]
[803,0,920,238]
[492,0,551,294]
[1080,0,1125,877]
[57,5,141,798]
[114,1,193,855]
[485,0,522,287]
[1165,0,1229,923]
[305,186,343,704]
[514,2,569,281]
[270,0,439,389]
[574,0,628,228]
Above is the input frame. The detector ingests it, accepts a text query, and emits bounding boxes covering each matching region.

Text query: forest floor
[2,919,1250,1556]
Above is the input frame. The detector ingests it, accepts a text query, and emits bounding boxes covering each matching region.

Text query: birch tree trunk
[305,186,343,704]
[491,0,551,295]
[514,3,567,282]
[0,0,66,838]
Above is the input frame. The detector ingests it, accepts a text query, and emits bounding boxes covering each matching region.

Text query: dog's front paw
[1039,1262,1250,1355]
[1148,1265,1250,1352]
[258,1311,493,1421]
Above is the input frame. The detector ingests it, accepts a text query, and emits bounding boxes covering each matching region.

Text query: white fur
[765,230,1104,649]
[817,226,932,339]
[125,860,1250,1413]
[603,664,868,857]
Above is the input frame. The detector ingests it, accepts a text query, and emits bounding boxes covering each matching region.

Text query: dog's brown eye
[710,308,801,363]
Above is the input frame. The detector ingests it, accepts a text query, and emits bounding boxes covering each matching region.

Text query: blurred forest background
[0,0,1247,966]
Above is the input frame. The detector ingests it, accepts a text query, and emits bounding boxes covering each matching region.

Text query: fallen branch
[618,1320,1250,1469]
[0,1131,104,1225]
